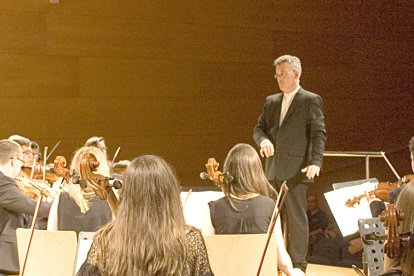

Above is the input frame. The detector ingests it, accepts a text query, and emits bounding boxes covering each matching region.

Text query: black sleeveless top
[57,192,112,236]
[209,195,275,234]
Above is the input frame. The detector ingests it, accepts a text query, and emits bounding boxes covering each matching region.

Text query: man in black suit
[0,139,51,275]
[253,55,326,272]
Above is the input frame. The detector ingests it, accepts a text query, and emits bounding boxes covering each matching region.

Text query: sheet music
[324,180,377,237]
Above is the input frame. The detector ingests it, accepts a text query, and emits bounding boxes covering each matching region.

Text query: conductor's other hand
[259,139,274,158]
[301,165,320,179]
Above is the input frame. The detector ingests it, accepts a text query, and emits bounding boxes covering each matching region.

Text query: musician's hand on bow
[301,165,320,179]
[259,139,274,158]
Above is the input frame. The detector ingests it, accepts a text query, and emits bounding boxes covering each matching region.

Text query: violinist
[31,140,41,162]
[367,137,414,217]
[77,155,213,275]
[8,135,33,168]
[0,139,51,275]
[381,181,414,276]
[47,147,112,236]
[208,143,303,276]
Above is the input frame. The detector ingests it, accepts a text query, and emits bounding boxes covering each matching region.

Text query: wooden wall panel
[0,54,78,97]
[0,0,412,193]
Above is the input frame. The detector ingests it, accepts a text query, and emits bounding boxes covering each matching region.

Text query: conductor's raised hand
[301,165,320,179]
[259,139,274,158]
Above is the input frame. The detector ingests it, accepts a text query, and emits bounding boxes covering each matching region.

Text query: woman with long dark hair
[78,155,213,276]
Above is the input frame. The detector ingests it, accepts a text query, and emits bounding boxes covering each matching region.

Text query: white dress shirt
[280,86,301,126]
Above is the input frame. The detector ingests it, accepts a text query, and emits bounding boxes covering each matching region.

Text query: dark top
[307,208,329,232]
[77,226,214,276]
[57,192,112,236]
[0,172,51,273]
[209,195,275,234]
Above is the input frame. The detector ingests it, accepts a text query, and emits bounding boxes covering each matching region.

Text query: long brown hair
[92,155,189,275]
[223,143,277,210]
[384,181,414,275]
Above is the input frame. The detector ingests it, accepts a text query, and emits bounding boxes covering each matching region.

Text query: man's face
[11,149,24,178]
[21,145,33,167]
[275,62,299,94]
[97,141,107,155]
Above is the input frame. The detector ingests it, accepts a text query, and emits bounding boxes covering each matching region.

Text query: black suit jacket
[253,88,326,182]
[0,171,51,272]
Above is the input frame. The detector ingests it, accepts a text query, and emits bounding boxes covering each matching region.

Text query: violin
[345,174,414,207]
[21,165,59,185]
[15,171,57,202]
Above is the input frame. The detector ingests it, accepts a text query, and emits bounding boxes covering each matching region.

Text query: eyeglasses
[11,157,25,165]
[274,71,293,80]
[23,150,34,156]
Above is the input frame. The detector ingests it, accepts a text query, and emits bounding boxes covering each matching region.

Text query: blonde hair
[384,181,414,275]
[91,155,189,275]
[67,147,110,213]
[223,143,277,209]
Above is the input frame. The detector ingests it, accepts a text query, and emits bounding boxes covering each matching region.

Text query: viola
[345,174,414,207]
[78,152,121,215]
[15,171,57,202]
[201,158,233,189]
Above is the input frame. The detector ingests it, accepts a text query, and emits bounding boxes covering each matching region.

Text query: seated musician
[8,135,34,169]
[208,143,303,276]
[0,139,51,275]
[30,140,41,163]
[381,181,414,276]
[84,136,107,156]
[47,147,112,236]
[77,155,214,276]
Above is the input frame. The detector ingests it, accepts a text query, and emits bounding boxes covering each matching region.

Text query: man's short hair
[273,55,302,77]
[409,137,414,156]
[9,135,31,147]
[0,139,21,165]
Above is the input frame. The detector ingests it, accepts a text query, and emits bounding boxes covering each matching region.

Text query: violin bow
[111,147,121,164]
[45,141,61,161]
[256,181,288,276]
[42,146,48,182]
[380,151,401,180]
[19,190,44,276]
[184,189,192,207]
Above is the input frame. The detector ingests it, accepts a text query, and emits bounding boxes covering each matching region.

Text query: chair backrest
[16,229,77,276]
[203,233,278,276]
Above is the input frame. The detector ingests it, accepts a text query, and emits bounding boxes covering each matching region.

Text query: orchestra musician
[85,136,108,157]
[47,147,112,236]
[208,143,304,276]
[0,139,51,275]
[8,135,34,168]
[381,181,414,276]
[77,155,214,275]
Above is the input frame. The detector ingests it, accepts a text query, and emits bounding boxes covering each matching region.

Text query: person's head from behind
[97,155,188,275]
[9,135,33,167]
[67,146,110,213]
[409,137,414,172]
[85,136,107,155]
[223,143,276,199]
[0,139,24,178]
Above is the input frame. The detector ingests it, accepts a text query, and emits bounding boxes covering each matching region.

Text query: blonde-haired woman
[77,155,213,276]
[47,147,112,235]
[209,143,303,276]
[383,181,414,276]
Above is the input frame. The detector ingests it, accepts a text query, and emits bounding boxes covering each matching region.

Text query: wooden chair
[203,233,278,276]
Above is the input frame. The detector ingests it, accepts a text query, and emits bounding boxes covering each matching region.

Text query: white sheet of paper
[324,180,377,237]
[181,191,224,234]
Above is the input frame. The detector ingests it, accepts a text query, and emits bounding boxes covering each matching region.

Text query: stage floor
[306,263,357,276]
